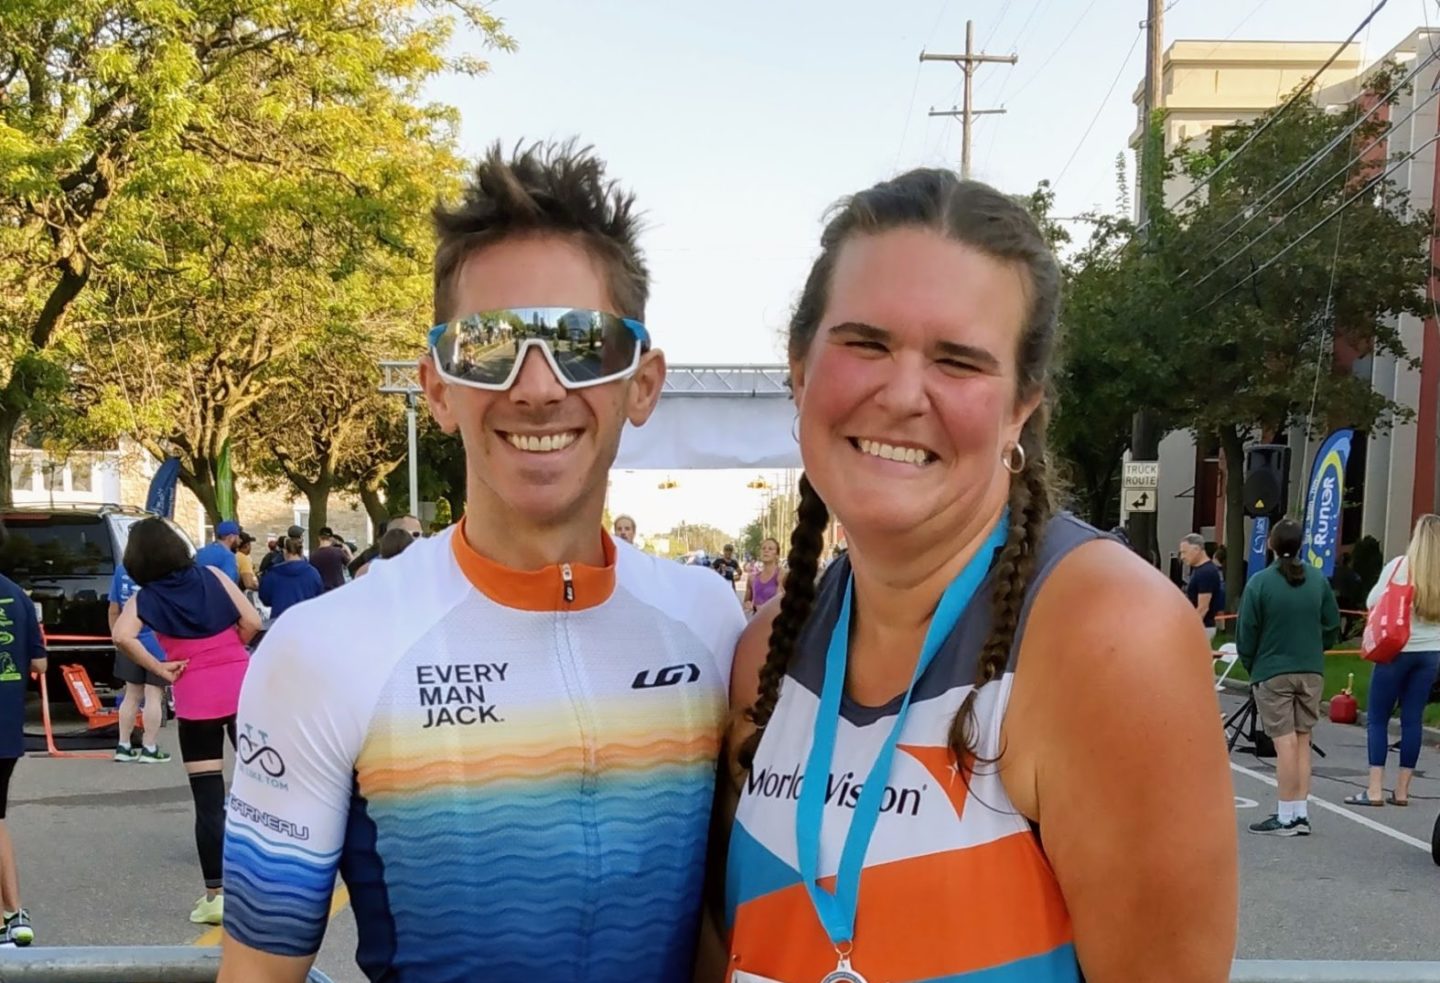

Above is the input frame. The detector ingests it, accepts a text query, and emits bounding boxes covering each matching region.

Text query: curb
[1218,676,1440,741]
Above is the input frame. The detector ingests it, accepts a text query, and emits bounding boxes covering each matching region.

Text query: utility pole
[1126,0,1165,566]
[921,20,1017,179]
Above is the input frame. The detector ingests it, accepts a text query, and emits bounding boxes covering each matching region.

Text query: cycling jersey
[223,521,744,982]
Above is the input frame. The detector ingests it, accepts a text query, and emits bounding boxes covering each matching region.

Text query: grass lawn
[1211,632,1440,727]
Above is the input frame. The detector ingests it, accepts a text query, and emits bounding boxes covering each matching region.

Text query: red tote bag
[1363,559,1414,665]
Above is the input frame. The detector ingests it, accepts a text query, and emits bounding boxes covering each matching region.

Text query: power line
[1192,132,1440,315]
[1192,78,1440,289]
[1005,0,1103,104]
[894,0,956,170]
[981,0,1016,51]
[1185,45,1440,279]
[1150,0,1389,230]
[1055,27,1145,188]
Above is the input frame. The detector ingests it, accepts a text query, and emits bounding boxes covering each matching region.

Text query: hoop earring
[791,414,801,443]
[1002,442,1027,475]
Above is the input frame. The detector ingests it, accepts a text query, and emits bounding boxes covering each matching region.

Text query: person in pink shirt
[744,536,784,616]
[111,517,262,927]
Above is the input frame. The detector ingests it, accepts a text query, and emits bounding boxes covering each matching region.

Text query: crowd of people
[0,135,1433,983]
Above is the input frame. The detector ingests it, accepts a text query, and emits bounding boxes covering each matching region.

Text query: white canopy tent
[615,365,800,469]
[381,362,801,479]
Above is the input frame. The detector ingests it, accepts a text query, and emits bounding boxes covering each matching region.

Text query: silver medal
[819,955,869,983]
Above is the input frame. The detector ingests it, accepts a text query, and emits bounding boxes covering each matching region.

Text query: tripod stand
[1224,692,1326,758]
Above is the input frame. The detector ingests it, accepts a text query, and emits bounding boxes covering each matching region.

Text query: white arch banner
[616,397,801,469]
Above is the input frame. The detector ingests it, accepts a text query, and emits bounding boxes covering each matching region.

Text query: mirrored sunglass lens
[435,308,639,385]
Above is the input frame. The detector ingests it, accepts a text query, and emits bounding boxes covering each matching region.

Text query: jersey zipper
[554,560,598,965]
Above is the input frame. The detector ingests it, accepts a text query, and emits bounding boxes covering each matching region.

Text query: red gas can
[1330,672,1358,725]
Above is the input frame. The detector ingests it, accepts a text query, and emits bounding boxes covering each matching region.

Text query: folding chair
[32,668,116,759]
[1214,643,1242,691]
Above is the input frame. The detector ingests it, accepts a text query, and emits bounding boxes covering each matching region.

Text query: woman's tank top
[726,513,1103,983]
[751,567,781,609]
[156,628,250,721]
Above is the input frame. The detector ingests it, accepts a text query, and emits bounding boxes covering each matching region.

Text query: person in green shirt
[1237,518,1341,836]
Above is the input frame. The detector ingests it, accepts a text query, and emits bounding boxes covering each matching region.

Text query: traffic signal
[1243,444,1290,519]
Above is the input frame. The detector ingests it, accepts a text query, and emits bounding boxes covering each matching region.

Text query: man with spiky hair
[220,141,744,982]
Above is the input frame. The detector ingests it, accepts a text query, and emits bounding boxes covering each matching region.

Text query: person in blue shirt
[1180,533,1226,640]
[194,521,242,586]
[107,560,173,764]
[0,519,48,948]
[258,536,324,620]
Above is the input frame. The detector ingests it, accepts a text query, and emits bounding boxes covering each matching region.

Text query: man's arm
[220,617,355,982]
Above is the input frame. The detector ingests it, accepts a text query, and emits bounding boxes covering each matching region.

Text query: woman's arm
[207,565,263,641]
[111,596,184,682]
[1005,540,1237,983]
[1367,557,1400,609]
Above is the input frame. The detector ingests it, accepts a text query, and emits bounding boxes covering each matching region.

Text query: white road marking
[1230,761,1430,852]
[1234,795,1259,809]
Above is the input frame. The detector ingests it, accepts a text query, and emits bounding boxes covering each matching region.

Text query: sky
[428,0,1430,538]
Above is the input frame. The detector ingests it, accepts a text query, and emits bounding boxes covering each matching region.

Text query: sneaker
[1248,814,1302,836]
[114,745,139,762]
[1291,816,1311,836]
[137,746,171,764]
[5,909,34,946]
[189,894,224,925]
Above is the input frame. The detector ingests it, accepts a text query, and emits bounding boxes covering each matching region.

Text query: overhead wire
[1005,0,1104,104]
[1139,0,1390,237]
[1055,27,1145,188]
[1191,77,1440,290]
[1191,132,1440,316]
[894,0,954,171]
[1186,46,1440,282]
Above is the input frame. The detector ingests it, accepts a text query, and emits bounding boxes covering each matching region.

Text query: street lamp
[379,361,421,518]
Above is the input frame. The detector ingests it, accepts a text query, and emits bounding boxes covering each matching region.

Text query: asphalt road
[7,687,1440,980]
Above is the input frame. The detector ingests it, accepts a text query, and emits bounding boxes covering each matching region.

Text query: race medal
[820,955,870,983]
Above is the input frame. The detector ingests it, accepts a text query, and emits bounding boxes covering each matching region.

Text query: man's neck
[462,496,607,571]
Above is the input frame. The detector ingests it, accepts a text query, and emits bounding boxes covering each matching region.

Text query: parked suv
[0,505,193,691]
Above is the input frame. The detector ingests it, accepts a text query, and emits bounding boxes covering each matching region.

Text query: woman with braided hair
[706,171,1236,983]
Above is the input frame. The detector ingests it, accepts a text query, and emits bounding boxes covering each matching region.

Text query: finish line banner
[1301,428,1353,577]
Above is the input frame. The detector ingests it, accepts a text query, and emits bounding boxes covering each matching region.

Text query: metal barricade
[0,946,334,983]
[1231,961,1440,982]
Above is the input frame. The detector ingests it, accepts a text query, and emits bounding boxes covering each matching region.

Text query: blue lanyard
[795,515,1009,947]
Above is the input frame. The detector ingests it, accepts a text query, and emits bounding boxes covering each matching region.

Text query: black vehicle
[0,505,193,692]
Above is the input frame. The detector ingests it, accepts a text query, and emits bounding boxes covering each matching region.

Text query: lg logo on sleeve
[631,663,701,689]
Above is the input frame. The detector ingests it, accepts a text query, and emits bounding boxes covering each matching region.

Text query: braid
[946,454,1054,770]
[737,474,829,771]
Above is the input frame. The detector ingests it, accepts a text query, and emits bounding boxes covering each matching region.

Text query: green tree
[1052,213,1181,527]
[0,0,511,507]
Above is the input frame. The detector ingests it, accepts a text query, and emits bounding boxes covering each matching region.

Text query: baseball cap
[287,524,304,539]
[216,520,240,538]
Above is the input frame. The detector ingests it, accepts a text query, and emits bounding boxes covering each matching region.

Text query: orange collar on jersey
[450,516,617,612]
